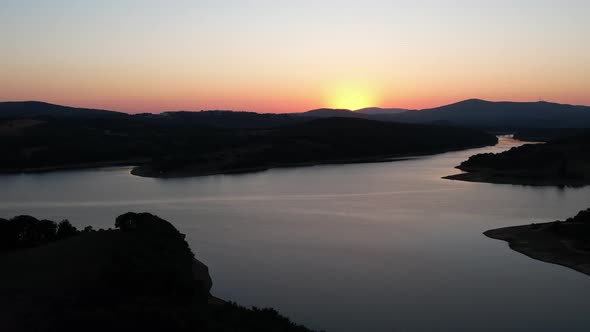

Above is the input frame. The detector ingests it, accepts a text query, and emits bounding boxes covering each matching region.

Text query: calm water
[2,137,590,332]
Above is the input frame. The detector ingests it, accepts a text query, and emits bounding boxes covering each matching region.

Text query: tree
[38,219,58,242]
[56,220,78,239]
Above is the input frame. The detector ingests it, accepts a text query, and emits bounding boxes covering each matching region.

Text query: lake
[1,136,590,332]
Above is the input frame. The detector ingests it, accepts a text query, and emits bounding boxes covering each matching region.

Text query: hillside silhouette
[0,213,315,332]
[128,117,498,177]
[0,101,127,119]
[388,99,590,129]
[355,107,408,115]
[4,99,590,130]
[297,108,368,118]
[447,132,590,186]
[0,101,497,176]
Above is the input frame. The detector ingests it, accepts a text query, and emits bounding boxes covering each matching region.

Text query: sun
[326,85,378,110]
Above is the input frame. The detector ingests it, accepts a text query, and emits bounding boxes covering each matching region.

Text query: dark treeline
[513,128,590,142]
[0,215,79,251]
[534,207,590,251]
[565,207,590,223]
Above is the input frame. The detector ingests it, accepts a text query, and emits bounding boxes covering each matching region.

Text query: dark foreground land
[0,102,497,178]
[0,213,315,332]
[131,118,497,178]
[485,208,590,276]
[445,132,590,186]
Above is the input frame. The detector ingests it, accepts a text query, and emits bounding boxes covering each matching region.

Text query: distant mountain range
[389,99,590,129]
[2,99,590,129]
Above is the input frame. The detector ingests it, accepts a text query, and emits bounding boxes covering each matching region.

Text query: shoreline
[485,222,590,276]
[131,142,495,179]
[444,171,590,187]
[130,155,411,178]
[0,141,496,179]
[0,159,149,175]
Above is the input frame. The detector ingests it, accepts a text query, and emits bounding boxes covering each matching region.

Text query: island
[485,208,590,276]
[445,132,590,186]
[0,212,315,332]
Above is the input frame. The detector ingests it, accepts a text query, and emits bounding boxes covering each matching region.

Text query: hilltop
[0,101,127,119]
[388,99,590,129]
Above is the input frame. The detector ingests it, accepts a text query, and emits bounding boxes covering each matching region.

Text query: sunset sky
[2,0,589,113]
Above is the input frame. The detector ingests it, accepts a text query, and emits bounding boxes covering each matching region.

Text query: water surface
[2,137,590,332]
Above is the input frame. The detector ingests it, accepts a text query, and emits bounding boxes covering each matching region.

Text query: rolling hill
[355,107,409,115]
[388,99,590,129]
[0,101,127,119]
[297,108,368,118]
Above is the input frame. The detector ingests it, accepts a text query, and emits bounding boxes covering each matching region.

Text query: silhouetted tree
[115,212,136,231]
[11,215,40,247]
[0,216,62,251]
[56,220,78,240]
[38,219,58,241]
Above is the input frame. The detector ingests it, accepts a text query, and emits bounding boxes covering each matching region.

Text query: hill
[6,99,590,131]
[132,117,498,178]
[355,107,408,115]
[0,102,310,129]
[446,131,590,186]
[0,101,498,177]
[297,108,368,118]
[0,101,127,119]
[0,213,315,332]
[389,99,590,129]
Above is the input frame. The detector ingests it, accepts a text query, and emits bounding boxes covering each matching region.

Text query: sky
[1,0,589,113]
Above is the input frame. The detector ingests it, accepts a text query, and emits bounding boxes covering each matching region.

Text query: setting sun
[326,85,379,110]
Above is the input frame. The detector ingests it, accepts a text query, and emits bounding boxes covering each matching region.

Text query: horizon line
[2,98,589,115]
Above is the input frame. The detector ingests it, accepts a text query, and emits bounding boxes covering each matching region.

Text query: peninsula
[446,132,590,186]
[485,208,590,276]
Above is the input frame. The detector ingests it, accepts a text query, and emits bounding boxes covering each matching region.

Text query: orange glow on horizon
[325,84,381,111]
